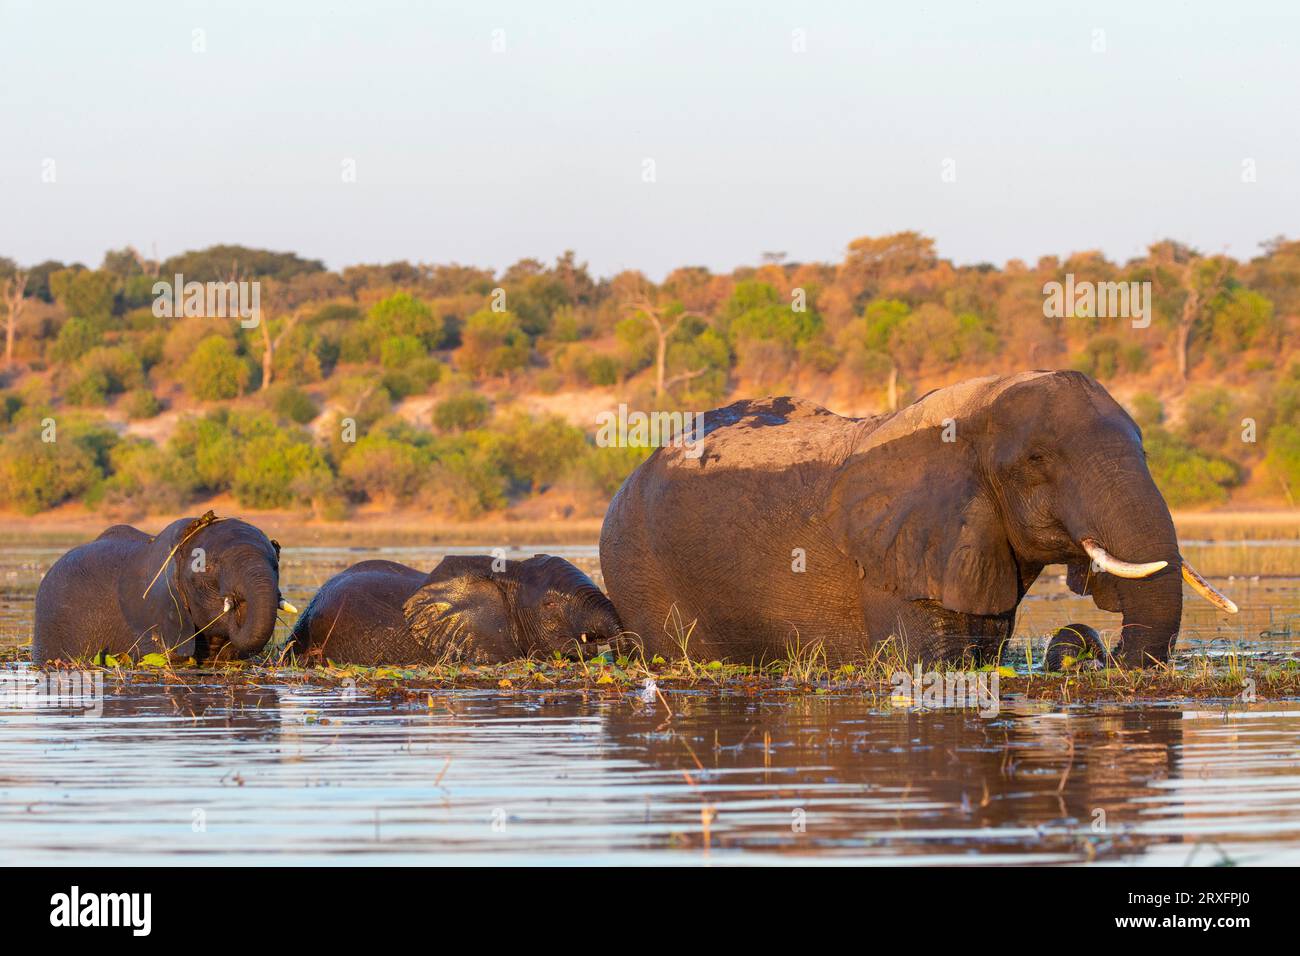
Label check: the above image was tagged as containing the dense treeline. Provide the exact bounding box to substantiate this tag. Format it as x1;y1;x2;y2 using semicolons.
1;233;1299;518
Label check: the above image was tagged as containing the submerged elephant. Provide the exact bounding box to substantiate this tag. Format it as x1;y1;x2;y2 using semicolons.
289;554;624;665
600;371;1237;667
1044;623;1109;671
33;512;294;664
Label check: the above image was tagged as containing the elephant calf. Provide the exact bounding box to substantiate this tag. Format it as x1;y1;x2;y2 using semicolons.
34;512;293;665
289;554;624;665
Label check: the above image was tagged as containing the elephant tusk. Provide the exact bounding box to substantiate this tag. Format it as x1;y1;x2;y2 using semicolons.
279;598;299;614
1080;539;1168;579
1181;561;1238;614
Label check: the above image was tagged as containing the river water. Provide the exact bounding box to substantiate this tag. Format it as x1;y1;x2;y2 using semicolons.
2;542;1299;864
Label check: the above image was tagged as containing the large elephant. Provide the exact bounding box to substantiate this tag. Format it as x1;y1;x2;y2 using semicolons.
289;554;624;665
34;512;293;664
599;371;1236;667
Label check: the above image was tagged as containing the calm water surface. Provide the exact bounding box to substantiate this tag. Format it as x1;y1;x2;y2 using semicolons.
2;542;1299;864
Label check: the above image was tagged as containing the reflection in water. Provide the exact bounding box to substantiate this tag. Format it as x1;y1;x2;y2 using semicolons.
3;541;1299;864
2;677;1298;864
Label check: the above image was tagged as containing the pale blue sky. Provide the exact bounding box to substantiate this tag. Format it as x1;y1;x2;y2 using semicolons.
1;0;1296;277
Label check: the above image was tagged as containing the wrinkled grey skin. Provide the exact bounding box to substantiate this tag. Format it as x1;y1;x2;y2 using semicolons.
33;513;285;664
290;554;623;665
600;371;1183;667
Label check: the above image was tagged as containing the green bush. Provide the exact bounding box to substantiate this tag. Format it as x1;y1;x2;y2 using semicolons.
340;293;444;363
271;323;327;384
232;432;331;509
381;357;443;399
327;375;393;432
551;344;621;387
0;428;108;514
380;334;425;370
369;293;444;349
1128;392;1164;430
0;391;22;427
570;442;650;497
614;316;655;374
1145;426;1240;507
1265;424;1300;502
50;317;102;363
169;409;281;495
102;438;195;512
424;430;509;518
63;346;144;407
497;414;588;493
725;281;823;350
432;392;491;433
1180;386;1238;455
183;336;251;400
1270;364;1300;427
457;309;530;379
1211;288;1276;352
124;388;162;420
266;384;320;425
63;365;111;407
339;433;430;505
583;354;620;386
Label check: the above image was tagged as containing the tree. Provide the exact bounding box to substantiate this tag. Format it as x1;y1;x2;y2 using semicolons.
457;309;530;379
184;336;251;400
259;302;301;391
1147;242;1232;380
838;232;938;305
837;299;911;409
2;266;28;367
49;268;115;325
159;244;324;283
624;295;709;400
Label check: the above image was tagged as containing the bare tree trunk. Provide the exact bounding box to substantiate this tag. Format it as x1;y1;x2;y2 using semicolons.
652;315;667;400
261;322;274;391
628;299;704;404
4;270;26;369
886;364;898;412
1177;285;1198;381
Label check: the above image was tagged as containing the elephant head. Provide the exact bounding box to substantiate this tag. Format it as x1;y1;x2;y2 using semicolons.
831;370;1235;666
402;554;624;662
139;512;291;660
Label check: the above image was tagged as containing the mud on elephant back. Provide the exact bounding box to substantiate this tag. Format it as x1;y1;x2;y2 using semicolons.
598;370;1238;668
33;511;294;665
289;554;624;665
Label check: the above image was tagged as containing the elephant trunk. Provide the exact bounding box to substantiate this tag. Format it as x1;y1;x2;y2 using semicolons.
1109;565;1184;666
1073;448;1183;666
228;563;280;655
568;586;624;648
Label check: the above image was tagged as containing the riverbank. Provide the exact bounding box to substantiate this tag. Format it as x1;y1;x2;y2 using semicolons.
2;505;1297;548
9;651;1300;705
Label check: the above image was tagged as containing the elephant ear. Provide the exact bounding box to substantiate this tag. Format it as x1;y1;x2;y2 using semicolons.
1066;559;1122;612
130;515;212;659
401;556;516;662
827;442;1020;616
